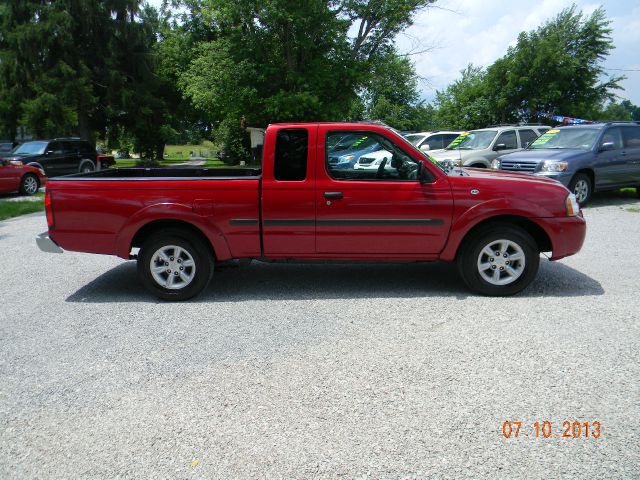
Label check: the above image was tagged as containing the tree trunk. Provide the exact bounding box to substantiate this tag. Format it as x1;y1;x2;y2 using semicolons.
77;108;93;144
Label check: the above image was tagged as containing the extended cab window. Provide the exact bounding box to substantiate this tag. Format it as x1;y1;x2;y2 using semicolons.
274;129;308;181
326;131;419;181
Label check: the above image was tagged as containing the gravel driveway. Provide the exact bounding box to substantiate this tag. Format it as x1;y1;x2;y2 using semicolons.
1;193;639;479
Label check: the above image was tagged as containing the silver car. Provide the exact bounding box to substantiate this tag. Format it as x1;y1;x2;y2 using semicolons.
428;125;550;168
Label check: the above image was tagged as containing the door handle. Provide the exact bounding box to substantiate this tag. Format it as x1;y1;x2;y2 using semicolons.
324;191;343;199
620;151;627;157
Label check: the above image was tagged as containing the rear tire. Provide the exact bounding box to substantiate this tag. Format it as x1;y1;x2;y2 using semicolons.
568;173;592;206
19;174;39;196
457;225;540;296
137;229;213;301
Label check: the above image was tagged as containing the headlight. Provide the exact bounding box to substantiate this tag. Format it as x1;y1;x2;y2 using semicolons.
338;155;354;164
540;160;568;173
9;160;24;166
566;193;580;216
491;159;500;170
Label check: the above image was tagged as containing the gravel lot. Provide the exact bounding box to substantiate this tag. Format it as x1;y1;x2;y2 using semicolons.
1;193;639;479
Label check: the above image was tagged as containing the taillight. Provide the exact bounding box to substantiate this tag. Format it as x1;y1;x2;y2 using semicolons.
45;190;55;229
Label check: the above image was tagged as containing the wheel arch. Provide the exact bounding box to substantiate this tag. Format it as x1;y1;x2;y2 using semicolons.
130;219;218;260
572;168;594;188
451;215;553;261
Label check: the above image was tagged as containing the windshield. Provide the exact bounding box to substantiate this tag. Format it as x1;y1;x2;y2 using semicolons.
14;141;48;155
405;134;427;146
447;131;497;150
529;128;600;150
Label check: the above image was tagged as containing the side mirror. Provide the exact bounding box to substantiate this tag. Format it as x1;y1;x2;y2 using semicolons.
524;141;532;148
420;143;431;152
599;141;615;151
418;161;434;183
493;143;507;151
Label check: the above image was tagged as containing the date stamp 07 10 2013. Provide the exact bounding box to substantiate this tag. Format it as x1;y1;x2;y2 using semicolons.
501;421;602;439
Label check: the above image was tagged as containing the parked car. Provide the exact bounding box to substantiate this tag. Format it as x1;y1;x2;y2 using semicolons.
355;130;464;170
404;131;463;151
0;142;18;155
327;134;382;169
38;122;585;300
428;125;550;168
0;138;101;177
492;121;640;205
0;158;47;195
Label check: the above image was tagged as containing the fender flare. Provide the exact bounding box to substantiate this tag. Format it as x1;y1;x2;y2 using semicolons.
114;203;232;260
439;197;555;261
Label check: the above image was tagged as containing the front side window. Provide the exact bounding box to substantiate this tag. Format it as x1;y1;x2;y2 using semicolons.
326;131;419;181
274;129;308;181
423;134;444;150
495;130;517;149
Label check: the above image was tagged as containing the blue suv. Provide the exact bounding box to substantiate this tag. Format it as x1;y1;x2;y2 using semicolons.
492;122;640;205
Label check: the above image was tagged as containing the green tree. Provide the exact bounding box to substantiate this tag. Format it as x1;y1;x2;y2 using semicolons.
432;65;493;130
484;5;623;122
0;0;178;158
176;0;437;160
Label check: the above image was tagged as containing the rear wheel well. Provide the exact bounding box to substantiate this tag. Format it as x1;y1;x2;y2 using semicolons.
457;215;552;256
131;220;216;259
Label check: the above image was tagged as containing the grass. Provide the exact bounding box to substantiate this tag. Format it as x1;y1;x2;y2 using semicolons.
0;192;44;221
115;157;228;168
627;208;640;213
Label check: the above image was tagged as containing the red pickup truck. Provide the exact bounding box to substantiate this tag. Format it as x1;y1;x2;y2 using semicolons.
36;122;586;300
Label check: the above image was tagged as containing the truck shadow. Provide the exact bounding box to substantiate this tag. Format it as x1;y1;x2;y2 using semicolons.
66;259;603;303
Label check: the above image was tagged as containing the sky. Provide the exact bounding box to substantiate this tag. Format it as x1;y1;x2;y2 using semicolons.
395;0;640;105
148;0;640;107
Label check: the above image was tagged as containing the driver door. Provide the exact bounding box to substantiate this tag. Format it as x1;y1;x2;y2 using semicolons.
316;127;453;255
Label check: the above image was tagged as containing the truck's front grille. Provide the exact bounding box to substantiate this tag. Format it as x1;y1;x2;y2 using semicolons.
500;160;537;172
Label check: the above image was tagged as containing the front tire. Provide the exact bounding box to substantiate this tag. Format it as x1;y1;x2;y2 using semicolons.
137;229;213;301
457;225;540;296
568;173;592;206
19;174;39;196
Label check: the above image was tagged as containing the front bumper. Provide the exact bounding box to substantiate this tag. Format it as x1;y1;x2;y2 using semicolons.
532;171;573;187
36;231;63;253
534;214;586;260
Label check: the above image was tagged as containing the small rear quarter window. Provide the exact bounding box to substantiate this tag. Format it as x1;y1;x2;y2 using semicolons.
274;129;308;181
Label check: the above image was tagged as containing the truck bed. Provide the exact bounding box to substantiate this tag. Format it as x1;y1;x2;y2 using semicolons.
47;167;262;260
56;166;262;180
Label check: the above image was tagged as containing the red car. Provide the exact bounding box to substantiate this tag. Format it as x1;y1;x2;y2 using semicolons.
37;122;586;300
0;158;47;195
